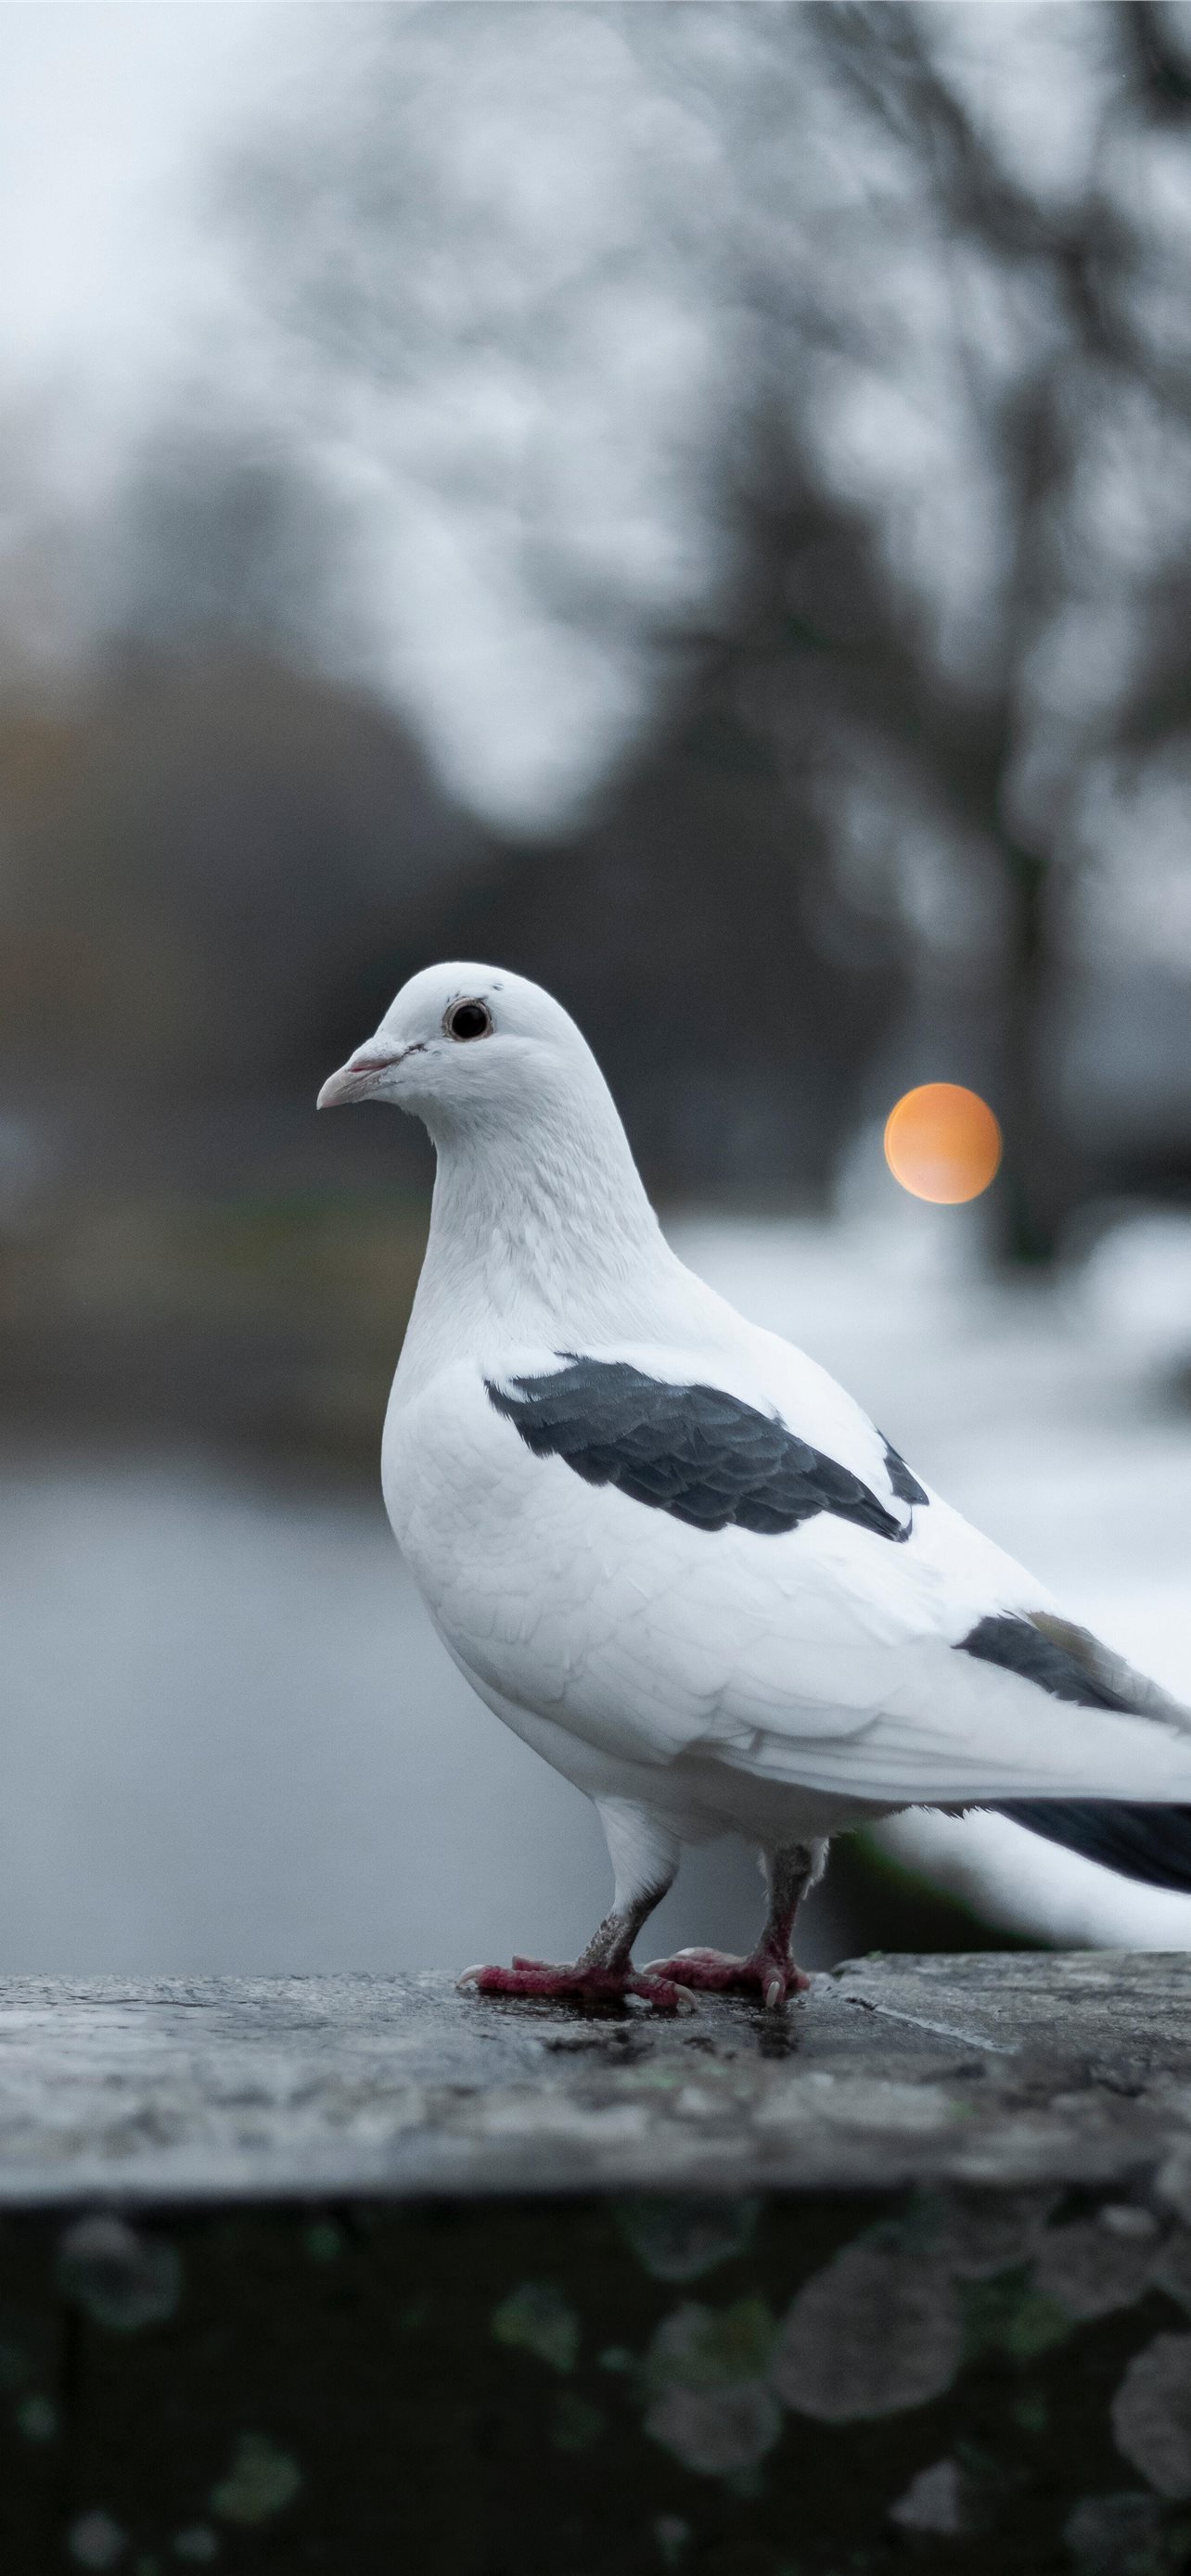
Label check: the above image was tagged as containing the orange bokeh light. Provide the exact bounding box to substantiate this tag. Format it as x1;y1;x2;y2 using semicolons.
883;1083;1003;1205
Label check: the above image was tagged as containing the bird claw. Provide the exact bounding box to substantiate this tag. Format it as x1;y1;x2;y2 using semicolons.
642;1946;811;2009
457;1959;696;2014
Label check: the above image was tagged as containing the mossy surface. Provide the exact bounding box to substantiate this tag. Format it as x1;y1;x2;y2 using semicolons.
1;2186;1189;2574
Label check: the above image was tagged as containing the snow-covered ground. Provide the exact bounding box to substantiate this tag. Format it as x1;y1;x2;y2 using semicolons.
3;1205;1190;1973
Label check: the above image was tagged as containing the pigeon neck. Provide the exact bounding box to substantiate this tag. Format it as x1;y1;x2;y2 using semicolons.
396;1072;680;1393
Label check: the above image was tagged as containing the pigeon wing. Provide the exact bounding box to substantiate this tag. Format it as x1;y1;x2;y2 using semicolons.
390;1348;1191;1810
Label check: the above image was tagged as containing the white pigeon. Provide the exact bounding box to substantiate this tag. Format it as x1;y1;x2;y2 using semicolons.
319;962;1191;2010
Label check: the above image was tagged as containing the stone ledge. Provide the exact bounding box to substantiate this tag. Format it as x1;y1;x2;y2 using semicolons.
6;1958;1191;2570
0;1950;1189;2204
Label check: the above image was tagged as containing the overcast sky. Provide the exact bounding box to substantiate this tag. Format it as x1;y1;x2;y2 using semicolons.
0;6;677;823
0;6;290;380
0;3;726;826
3;2;1184;861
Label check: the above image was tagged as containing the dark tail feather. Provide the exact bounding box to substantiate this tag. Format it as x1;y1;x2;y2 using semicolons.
996;1799;1191;1895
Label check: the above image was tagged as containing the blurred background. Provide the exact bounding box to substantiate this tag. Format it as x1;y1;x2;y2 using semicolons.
4;0;1191;1976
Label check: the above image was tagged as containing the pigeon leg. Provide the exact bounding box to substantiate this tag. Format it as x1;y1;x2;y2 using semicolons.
645;1842;818;2009
459;1807;689;2011
458;1885;694;2012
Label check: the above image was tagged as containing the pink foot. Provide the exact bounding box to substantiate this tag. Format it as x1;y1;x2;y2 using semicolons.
642;1946;811;2009
457;1957;696;2014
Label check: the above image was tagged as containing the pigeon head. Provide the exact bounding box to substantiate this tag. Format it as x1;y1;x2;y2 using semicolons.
316;962;605;1137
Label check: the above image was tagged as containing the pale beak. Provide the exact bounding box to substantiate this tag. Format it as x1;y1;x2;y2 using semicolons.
316;1042;407;1110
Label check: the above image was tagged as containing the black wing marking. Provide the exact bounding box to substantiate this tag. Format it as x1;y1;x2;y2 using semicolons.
882;1440;928;1508
961;1613;1191;1894
960;1613;1132;1711
485;1355;922;1543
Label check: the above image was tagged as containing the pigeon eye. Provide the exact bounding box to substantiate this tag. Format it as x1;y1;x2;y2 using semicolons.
445;999;493;1042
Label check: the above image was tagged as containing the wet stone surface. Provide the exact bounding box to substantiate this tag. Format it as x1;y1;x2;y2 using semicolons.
0;1951;1188;2202
2;1956;1191;2570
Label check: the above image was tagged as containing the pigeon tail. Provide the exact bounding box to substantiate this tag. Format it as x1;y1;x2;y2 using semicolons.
997;1797;1191;1894
974;1611;1191;1892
